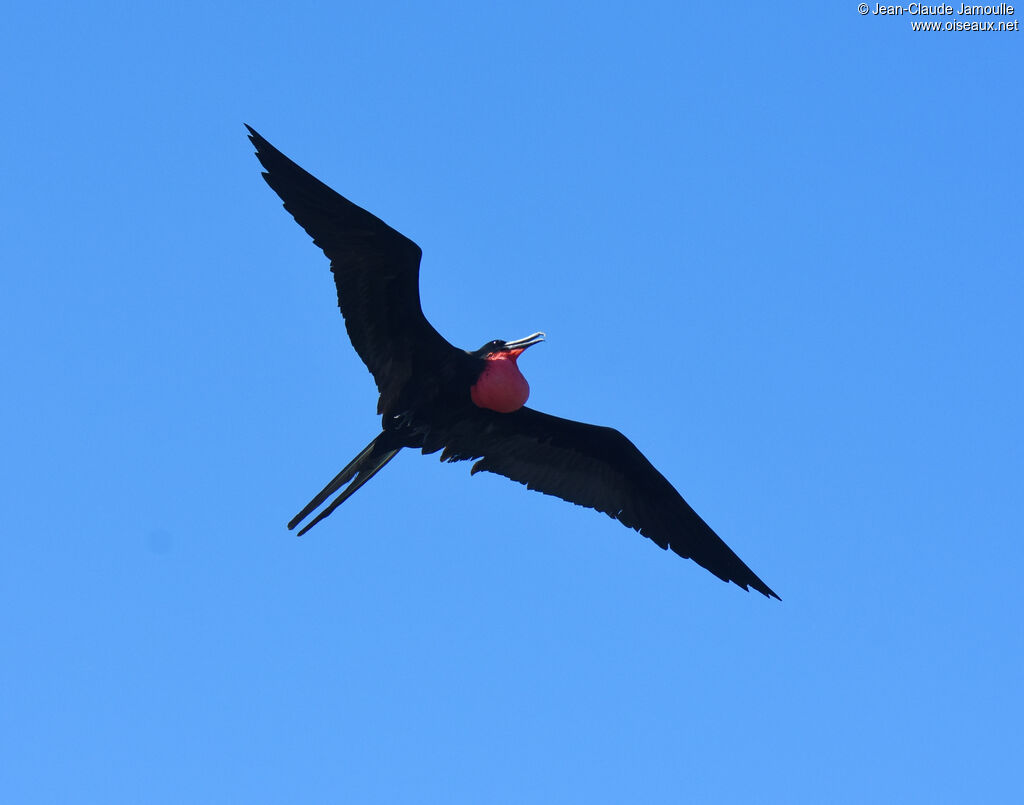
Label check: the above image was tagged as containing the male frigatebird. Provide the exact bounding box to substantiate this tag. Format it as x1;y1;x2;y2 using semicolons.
247;125;778;599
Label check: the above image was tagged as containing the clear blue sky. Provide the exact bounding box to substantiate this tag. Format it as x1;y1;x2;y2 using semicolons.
3;2;1021;802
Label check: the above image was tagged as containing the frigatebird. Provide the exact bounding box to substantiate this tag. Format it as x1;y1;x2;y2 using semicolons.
247;125;778;599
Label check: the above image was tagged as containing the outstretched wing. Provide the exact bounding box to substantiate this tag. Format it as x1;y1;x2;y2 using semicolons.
433;407;779;598
247;126;457;416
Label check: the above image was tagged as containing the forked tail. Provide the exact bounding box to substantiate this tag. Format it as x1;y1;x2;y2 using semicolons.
288;432;402;536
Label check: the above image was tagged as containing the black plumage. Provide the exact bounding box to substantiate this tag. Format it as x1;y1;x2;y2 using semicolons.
248;125;778;599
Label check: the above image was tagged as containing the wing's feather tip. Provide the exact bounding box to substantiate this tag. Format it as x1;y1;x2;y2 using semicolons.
245;124;267;149
748;581;781;600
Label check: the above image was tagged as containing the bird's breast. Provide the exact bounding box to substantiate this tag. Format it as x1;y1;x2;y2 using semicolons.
470;357;530;413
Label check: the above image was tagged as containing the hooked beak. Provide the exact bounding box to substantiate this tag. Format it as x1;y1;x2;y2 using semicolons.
504;332;546;352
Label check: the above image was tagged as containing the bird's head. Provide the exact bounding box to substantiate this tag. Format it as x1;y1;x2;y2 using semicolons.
471;331;546;361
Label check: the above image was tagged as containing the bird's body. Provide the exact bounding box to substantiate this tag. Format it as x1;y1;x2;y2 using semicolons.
248;125;778;599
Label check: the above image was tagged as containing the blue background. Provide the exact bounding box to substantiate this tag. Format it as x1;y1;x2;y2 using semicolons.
3;2;1021;802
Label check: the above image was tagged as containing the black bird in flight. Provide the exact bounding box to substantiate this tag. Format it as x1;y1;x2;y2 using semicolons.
247;126;778;599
